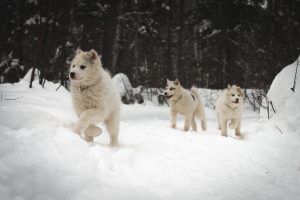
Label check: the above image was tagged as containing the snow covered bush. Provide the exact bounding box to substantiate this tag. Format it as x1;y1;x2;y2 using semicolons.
260;56;300;132
0;53;26;83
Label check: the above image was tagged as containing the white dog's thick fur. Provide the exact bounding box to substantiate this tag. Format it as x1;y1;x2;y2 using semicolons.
69;49;121;146
216;84;244;137
164;79;207;132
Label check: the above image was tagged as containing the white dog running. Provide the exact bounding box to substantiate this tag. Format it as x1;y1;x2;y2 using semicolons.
69;49;121;146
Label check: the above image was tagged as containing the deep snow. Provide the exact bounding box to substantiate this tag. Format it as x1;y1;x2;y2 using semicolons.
0;78;300;200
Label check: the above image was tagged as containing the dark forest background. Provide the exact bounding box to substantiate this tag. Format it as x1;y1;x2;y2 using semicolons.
0;0;300;89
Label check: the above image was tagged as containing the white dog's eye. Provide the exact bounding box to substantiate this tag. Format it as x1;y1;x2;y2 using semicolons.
238;94;241;97
80;65;86;70
72;65;75;68
231;94;235;97
170;88;174;91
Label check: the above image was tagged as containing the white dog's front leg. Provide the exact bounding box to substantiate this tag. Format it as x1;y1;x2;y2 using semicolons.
183;114;192;132
220;118;228;137
235;118;241;136
170;110;177;128
74;108;106;134
229;118;238;129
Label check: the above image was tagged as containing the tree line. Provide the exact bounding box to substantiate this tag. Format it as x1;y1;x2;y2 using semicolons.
0;0;299;89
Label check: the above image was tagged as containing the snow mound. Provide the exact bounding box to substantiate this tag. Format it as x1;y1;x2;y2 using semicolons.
113;73;132;97
261;56;300;132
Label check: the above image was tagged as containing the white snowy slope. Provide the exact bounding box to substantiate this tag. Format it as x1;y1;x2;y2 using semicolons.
0;79;300;200
261;56;300;133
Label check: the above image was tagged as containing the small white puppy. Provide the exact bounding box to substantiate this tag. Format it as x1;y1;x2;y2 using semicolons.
216;84;244;137
69;49;121;146
164;79;207;132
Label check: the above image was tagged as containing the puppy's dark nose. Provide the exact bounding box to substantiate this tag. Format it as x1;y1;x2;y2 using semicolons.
69;72;75;79
164;92;167;96
235;98;239;103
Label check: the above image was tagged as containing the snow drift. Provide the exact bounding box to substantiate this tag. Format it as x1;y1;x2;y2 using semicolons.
261;56;300;132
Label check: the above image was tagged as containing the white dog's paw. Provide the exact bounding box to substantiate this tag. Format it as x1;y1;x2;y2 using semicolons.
183;127;190;132
221;132;228;137
85;126;102;137
170;124;176;129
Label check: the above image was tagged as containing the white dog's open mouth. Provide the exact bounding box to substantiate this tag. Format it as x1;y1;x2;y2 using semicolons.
165;95;173;99
70;77;83;81
231;100;239;104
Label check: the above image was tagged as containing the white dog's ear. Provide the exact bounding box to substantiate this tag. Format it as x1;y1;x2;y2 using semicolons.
167;79;171;84
227;84;231;90
174;79;180;86
87;49;98;60
76;48;82;54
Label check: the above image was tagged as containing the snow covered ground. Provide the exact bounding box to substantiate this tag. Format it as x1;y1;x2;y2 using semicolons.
0;79;300;200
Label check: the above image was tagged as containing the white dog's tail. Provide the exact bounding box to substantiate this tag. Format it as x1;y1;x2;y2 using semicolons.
191;86;200;101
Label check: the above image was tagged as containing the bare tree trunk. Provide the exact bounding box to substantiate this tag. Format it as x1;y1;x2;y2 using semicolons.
177;0;185;85
111;22;121;74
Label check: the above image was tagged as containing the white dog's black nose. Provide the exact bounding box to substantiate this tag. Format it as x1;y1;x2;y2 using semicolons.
164;92;167;96
70;72;75;79
235;98;239;102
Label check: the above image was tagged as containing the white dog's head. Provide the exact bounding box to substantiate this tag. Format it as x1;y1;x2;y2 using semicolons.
225;84;244;107
69;49;102;86
164;79;182;100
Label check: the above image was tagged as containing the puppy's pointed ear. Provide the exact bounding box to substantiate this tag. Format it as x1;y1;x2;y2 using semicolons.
167;79;171;84
76;48;82;54
87;49;98;60
174;78;180;86
227;84;231;90
237;87;244;97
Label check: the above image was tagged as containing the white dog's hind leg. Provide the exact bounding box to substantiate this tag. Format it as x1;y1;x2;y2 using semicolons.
217;112;221;130
191;114;197;131
105;112;120;147
195;108;207;131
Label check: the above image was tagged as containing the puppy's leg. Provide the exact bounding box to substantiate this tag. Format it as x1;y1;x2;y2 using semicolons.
191;114;197;131
195;107;207;131
105;111;119;147
170;109;177;128
84;125;102;142
183;113;193;132
229;118;238;129
235;117;241;136
85;135;94;142
217;112;221;130
220;118;228;137
74;108;106;134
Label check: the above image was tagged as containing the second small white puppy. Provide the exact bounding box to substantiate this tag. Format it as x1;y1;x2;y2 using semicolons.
164;79;207;132
216;84;244;137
